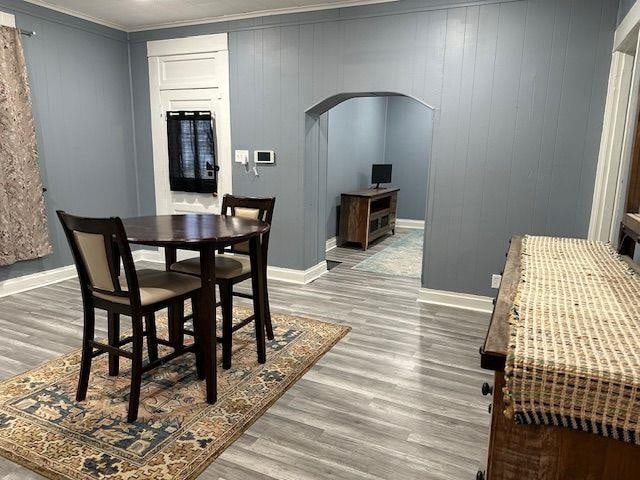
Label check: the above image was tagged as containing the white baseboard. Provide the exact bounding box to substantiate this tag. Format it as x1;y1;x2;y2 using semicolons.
417;287;493;314
268;260;327;284
326;236;337;252
134;249;329;285
0;264;78;298
0;251;328;298
134;249;164;263
138;248;328;284
396;218;425;229
0;250;157;299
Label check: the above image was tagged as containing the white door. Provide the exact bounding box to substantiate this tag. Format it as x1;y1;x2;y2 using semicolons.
157;88;231;214
148;34;231;215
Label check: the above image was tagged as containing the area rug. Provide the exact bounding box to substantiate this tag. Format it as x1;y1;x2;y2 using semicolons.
0;307;349;479
352;229;423;278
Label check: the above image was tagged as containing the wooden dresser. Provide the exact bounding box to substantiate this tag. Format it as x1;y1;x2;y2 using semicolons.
478;236;640;480
339;187;399;250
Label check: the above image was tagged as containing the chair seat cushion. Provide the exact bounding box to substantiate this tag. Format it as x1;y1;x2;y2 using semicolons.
171;254;252;279
94;269;201;306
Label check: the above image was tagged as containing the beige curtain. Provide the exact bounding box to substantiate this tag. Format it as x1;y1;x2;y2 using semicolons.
0;26;51;266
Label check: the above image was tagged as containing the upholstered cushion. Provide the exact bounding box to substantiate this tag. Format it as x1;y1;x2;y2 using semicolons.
233;207;260;253
93;269;201;306
170;254;252;280
234;207;260;219
73;231;114;292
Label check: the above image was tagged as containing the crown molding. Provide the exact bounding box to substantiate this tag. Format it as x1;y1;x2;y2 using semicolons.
21;0;399;33
21;0;125;30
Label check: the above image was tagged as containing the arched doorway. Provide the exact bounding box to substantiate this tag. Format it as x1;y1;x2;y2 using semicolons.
303;92;435;282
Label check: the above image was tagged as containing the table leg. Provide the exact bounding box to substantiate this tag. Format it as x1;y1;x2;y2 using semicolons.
249;236;267;364
165;247;184;349
195;244;217;403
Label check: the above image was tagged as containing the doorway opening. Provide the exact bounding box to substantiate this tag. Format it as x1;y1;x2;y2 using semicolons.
305;93;434;282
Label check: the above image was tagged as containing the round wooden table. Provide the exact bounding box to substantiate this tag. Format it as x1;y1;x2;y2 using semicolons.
122;214;270;404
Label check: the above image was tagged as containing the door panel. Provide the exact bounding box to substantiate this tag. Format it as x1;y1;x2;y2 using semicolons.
158;88;231;214
148;37;231;217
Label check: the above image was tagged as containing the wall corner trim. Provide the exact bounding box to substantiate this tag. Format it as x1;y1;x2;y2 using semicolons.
396;218;425;229
417;287;494;314
267;261;327;284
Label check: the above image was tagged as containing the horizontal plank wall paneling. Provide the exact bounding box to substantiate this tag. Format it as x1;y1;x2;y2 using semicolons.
129;0;617;295
0;0;136;282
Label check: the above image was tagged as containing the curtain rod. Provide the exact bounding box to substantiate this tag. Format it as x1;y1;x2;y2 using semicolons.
19;29;36;37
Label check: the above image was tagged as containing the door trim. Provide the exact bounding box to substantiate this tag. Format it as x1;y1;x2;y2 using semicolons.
147;33;231;216
589;9;640;243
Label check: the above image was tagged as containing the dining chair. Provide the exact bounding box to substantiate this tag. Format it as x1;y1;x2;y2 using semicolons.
57;211;203;423
170;195;275;369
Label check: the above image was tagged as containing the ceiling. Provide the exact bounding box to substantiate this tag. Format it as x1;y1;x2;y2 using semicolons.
23;0;399;32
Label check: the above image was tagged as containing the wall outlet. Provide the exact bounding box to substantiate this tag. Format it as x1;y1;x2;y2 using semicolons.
234;149;249;164
491;274;502;289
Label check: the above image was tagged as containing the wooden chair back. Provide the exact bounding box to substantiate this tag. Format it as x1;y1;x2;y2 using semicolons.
220;195;275;257
57;211;141;309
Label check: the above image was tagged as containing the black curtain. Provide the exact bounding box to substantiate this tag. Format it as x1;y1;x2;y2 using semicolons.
167;111;219;193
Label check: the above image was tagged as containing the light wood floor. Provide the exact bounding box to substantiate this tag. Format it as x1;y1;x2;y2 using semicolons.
0;230;492;479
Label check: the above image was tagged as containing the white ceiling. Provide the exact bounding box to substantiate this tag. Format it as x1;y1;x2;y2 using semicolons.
23;0;399;32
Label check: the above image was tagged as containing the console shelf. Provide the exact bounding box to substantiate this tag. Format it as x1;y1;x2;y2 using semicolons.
339;187;399;250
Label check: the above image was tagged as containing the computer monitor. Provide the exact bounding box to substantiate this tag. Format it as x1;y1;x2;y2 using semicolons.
372;164;392;188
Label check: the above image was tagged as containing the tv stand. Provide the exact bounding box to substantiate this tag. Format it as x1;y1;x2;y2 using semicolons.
339;187;399;250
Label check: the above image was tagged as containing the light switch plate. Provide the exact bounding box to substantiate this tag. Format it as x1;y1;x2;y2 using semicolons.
235;149;249;164
491;274;502;289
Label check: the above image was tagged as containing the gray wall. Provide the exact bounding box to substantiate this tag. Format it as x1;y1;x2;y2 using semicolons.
0;0;136;281
326;97;388;239
384;96;432;220
129;0;617;296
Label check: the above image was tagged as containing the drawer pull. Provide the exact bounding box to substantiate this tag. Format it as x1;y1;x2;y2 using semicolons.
482;382;493;396
476;470;486;480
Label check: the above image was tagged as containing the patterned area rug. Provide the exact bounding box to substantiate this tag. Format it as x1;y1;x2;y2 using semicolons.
0;308;349;479
352;229;423;278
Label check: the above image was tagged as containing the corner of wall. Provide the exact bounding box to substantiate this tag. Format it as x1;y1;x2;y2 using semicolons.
126;35;142;217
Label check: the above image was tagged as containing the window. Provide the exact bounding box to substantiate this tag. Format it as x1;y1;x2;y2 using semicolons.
166;111;219;193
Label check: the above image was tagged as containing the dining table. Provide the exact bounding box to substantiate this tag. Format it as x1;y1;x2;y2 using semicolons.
122;213;271;404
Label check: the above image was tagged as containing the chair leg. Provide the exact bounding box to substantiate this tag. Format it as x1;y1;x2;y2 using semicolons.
128;315;144;423
168;301;185;350
220;282;233;370
76;304;96;402
145;312;159;362
107;312;120;376
192;294;205;380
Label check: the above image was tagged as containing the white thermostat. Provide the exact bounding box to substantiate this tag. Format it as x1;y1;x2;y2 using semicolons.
254;150;275;164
